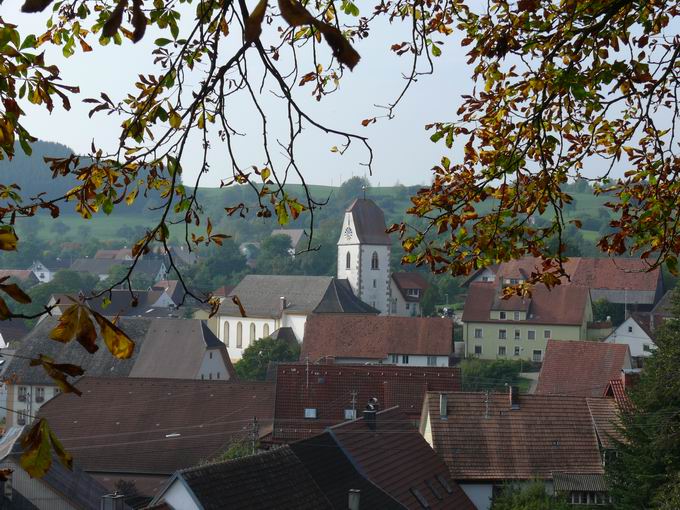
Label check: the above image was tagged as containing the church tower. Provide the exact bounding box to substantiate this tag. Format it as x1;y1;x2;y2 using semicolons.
337;198;392;314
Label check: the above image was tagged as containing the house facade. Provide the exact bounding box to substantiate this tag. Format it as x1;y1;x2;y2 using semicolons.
4;317;235;426
605;314;656;359
462;282;592;361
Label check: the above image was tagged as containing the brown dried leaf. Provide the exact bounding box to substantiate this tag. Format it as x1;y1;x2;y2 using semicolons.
92;311;135;359
0;283;32;304
232;295;247;317
103;0;128;38
245;0;268;43
21;0;53;12
131;0;147;42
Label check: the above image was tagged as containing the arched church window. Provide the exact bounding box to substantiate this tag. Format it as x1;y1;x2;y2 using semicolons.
223;322;230;347
236;322;243;348
250;323;256;344
371;251;379;270
346;251;351;269
263;323;270;337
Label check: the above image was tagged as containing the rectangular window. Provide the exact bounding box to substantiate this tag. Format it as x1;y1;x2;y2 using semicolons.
344;409;356;420
543;330;551;339
498;346;506;356
514;346;520;356
304;408;317;419
35;387;45;403
402;355;409;364
391;354;399;364
406;303;410;310
373;279;376;288
18;386;27;402
513;311;520;321
527;330;536;340
533;350;542;362
474;345;482;355
499;312;506;319
427;356;437;366
643;344;652;352
498;329;507;340
474;328;483;339
628;326;633;333
514;329;521;340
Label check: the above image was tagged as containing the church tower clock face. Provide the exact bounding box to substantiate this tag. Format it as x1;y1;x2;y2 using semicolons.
344;226;353;240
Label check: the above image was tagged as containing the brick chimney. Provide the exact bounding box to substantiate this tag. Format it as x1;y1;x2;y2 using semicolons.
363;397;378;430
279;296;287;314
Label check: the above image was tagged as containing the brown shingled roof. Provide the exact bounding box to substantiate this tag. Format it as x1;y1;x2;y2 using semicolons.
38;377;275;481
346;199;392;245
586;397;623;449
329;407;476;509
392;272;429;302
426;391;604;480
302;315;452;361
272;363;461;442
462;283;589;325
536;340;631;397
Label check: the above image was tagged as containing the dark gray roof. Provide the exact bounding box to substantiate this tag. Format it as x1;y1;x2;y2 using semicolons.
270;229;307;249
169;447;334;510
651;289;675;316
70;259;165;279
553;472;608;492
347;199;391;245
220;275;375;318
5;317;231;384
50;290;176;318
269;327;298;344
312;279;379;314
0;426;112;510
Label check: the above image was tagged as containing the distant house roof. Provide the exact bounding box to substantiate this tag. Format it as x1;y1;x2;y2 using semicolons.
463;256;663;305
70;258;165;279
0;426;110;510
94;248;132;260
270;229;308;250
269;326;298;344
5;317;234;385
38;377;275;482
535;340;631;397
326;407;475;509
651;289;675;316
462;282;589;326
346;199;391;245
302;315;452;361
604;378;634;412
586;397;622;449
0;320;29;346
49;290;177;318
272;363;461;442
218;275;377;318
152;280;183;304
213;284;235;299
391;272;429;302
0;270;39;284
425;391;604;481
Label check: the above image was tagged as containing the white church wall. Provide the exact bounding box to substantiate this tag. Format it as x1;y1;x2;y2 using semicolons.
359;245;391;314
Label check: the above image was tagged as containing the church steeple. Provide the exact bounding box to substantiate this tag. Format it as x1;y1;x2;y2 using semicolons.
337;197;392;314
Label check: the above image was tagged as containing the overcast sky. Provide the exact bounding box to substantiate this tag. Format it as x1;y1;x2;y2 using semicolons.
1;3;472;188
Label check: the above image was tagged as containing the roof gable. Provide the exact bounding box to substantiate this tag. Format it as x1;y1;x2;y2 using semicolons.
536;340;631;397
346;199;391;245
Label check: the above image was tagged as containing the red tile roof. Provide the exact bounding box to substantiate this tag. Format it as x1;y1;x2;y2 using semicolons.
392;272;429;302
604;379;633;412
0;269;38;282
272;363;461;442
302;315;452;361
586;397;622;449
536;340;631;397
462;283;589;325
426;391;604;480
38;377;275;476
329;407;476;509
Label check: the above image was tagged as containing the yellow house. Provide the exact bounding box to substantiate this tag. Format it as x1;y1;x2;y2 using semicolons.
462;282;592;362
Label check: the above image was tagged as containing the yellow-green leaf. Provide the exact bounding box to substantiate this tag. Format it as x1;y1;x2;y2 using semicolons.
0;227;18;251
92;311;135;359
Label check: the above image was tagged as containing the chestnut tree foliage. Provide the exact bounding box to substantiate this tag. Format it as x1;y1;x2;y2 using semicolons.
0;0;678;476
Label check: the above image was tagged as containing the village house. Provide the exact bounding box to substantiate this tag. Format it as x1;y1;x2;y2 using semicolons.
4;317;234;426
605;313;656;362
69;258;167;282
462;282;592;361
271;363;461;443
214;275;378;360
0;426;110;510
535;340;632;397
463;256;664;312
38;377;274;506
420;388;619;509
28;259;71;283
302;314;452;366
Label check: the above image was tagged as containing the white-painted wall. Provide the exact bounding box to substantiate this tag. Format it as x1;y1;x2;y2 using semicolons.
198;350;232;381
281;313;307;342
359;244;391;314
337;212;362;294
5;384;60;427
606;317;656;357
160;479;200;510
30;261;54;283
468;268;496;285
390;279;420;317
461;484;494;510
333;354;449;367
0;457;82;510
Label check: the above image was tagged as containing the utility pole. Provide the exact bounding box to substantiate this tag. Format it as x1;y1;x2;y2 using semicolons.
250;417;259;455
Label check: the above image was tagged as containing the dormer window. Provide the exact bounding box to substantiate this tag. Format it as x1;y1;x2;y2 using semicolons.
407;289;420;297
500;312;506;319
